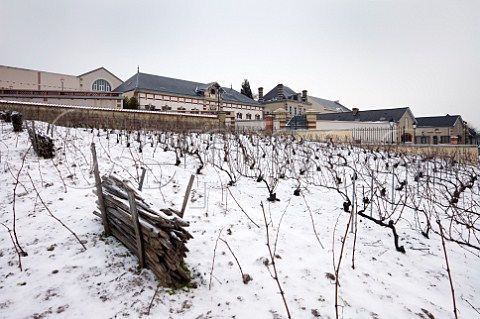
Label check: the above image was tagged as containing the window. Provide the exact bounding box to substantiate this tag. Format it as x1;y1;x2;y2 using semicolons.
246;113;252;120
402;133;412;143
404;117;409;129
440;136;450;144
92;79;111;92
236;113;243;119
255;114;260;120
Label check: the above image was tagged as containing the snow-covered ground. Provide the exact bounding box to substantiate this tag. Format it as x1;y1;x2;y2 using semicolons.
1;121;479;319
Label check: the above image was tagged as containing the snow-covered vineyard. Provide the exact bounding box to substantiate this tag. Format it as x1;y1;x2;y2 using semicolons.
1;119;479;319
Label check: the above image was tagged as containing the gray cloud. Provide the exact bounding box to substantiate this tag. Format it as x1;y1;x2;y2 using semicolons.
1;0;479;128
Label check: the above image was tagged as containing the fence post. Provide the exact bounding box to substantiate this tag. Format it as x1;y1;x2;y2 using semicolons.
391;165;395;210
351;171;357;233
138;167;147;191
126;185;145;269
405;161;408;197
370;168;374;217
91;143;111;236
180;174;196;218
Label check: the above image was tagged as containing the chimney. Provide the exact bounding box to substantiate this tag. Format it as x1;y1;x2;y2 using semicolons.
277;84;284;99
352;108;359;115
258;87;264;102
302;90;308;102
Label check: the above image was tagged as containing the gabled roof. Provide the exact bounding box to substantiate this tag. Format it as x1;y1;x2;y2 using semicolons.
263;85;298;102
0;65;123;82
195;82;225;94
308;95;350;112
221;87;260;104
316;107;413;122
114;72;259;105
262;84;349;112
78;67;123;82
416;115;462;128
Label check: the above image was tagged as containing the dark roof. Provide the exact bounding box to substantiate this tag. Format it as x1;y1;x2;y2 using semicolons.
221;87;260;105
316;107;413;122
416;115;461;128
308;95;350;112
263;85;298;102
286;115;307;130
262;84;350;112
114;72;259;105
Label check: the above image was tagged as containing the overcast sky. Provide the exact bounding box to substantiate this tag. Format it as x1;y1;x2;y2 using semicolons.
1;0;479;128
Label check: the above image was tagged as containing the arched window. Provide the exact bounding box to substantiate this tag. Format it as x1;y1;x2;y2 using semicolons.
92;79;112;92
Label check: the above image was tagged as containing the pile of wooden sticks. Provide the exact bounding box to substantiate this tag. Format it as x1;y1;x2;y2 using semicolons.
94;174;193;287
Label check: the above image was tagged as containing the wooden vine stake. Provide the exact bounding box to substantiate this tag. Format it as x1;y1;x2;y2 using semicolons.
91;143;111;236
180;174;195;218
126;185;145;269
138;167;147;191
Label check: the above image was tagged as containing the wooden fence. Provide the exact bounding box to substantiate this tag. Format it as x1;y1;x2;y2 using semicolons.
91;143;193;287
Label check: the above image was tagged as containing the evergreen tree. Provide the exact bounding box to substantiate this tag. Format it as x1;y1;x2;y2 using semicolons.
128;96;139;109
123;96;139;109
240;79;253;99
123;96;130;108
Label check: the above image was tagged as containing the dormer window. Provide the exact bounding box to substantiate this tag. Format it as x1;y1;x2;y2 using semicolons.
210;89;216;95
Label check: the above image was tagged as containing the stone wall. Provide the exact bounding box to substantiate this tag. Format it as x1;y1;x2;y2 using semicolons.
290;129;353;143
382;144;478;165
284;129;478;164
0;100;220;132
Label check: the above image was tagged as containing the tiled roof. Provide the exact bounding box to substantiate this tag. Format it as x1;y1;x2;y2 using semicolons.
262;84;350;112
308;95;350;112
114;72;260;105
316;107;412;123
263;85;298;102
416;115;461;128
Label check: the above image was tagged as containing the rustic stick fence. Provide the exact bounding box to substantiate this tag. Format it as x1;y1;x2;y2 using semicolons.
91;143;193;287
26;121;55;158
